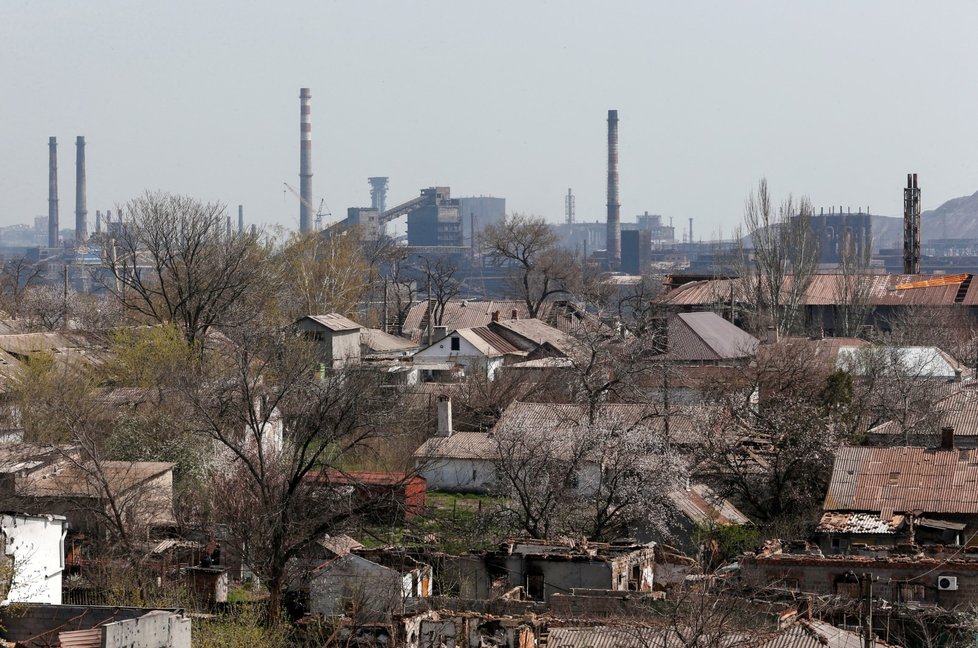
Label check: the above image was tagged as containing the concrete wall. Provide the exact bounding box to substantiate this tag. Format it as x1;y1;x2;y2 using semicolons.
1;513;66;605
102;611;192;648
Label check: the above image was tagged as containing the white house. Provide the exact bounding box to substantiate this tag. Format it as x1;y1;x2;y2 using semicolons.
410;327;526;382
0;513;67;605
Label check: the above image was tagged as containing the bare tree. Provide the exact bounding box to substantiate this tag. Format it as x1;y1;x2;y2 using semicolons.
738;179;819;338
482;213;578;318
420;254;461;326
0;255;43;319
21;284;76;331
833;230;874;338
490;405;685;541
183;328;394;626
104;192;272;348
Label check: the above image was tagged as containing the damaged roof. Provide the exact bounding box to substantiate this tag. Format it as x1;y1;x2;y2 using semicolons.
669;483;751;526
816;511;905;535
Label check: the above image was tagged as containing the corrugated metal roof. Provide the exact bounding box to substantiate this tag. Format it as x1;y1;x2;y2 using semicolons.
359;327;416;352
661;273;978;308
546;626;678;648
868;385;978;438
669;483;751;525
301;313;361;331
670;312;758;361
755;620;895;648
467;327;526;356
490;318;582;356
824;445;978;515
59;628;103;648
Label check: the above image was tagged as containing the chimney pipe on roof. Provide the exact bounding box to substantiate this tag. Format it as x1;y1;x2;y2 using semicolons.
436;395;453;437
511;309;518;320
492;310;500;322
941;426;954;450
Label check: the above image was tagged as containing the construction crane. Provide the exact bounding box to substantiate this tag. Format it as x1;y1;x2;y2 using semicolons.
283;182;331;231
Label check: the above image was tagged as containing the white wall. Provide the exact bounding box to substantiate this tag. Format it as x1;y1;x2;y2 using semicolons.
418;458;495;493
1;513;66;605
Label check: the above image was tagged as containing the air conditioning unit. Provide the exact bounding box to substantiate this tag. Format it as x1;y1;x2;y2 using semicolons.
938;576;958;591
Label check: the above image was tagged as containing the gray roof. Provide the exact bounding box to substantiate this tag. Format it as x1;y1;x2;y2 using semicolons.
668;483;751;526
665;312;759;362
755;620;894;648
414;432;496;460
359;328;416;353
299;314;361;332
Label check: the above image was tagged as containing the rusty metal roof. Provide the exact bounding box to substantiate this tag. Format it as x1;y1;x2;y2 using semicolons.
663;312;758;361
824;445;978;517
661;273;978;307
669;483;751;526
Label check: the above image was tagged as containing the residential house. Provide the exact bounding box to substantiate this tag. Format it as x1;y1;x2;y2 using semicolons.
865;385;978;448
414;400;706;494
655;312;759;365
360;327;417;359
295;314;362;368
306;552;432;620
410;327;526;382
816;442;978;554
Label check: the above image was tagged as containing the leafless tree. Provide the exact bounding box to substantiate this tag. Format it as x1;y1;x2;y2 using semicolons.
21;284;76;331
833;232;874;338
482;213;578;318
420;254;461;326
0;255;43;318
275;231;370;321
104;192;272;349
738;179;820;338
699;339;843;524
183;328;394;626
490;406;685;541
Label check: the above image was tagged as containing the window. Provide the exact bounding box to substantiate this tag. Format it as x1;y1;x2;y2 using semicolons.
472;469;478;481
450;337;460;351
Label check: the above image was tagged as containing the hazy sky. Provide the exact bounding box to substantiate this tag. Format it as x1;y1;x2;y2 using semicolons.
4;1;978;239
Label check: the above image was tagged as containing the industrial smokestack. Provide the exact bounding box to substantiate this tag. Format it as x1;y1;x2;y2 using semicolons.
299;88;313;234
606;110;621;271
689;217;693;244
238;205;244;233
368;177;389;213
903;173;921;274
95;210;102;235
48;137;59;248
75;136;87;243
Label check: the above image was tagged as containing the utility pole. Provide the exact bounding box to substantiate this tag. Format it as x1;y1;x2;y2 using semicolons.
862;572;874;648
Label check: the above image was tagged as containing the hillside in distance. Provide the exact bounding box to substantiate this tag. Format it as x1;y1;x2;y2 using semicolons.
872;189;978;250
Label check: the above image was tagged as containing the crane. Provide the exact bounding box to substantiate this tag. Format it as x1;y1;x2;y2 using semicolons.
283;182;331;231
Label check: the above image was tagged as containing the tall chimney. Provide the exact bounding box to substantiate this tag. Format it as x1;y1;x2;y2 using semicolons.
903;173;921;274
48;137;59;248
606;109;621;271
238;205;244;234
226;216;232;239
436;395;453;437
299;88;313;234
689;217;694;244
75;136;87;243
95;210;102;235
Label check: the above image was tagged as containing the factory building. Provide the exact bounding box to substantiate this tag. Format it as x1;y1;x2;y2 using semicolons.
458;196;505;247
406;187;463;247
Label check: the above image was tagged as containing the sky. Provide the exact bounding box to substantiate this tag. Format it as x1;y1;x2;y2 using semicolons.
3;1;978;240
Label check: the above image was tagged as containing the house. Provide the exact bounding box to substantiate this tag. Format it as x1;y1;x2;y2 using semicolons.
817;442;978;554
410;327;526;382
306;552;432;620
485;539;655;602
360;327;417;359
0;444;176;536
323;471;426;522
655;312;759;364
414;400;706;494
295;314;362;368
865;386;978;448
0;513;67;605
